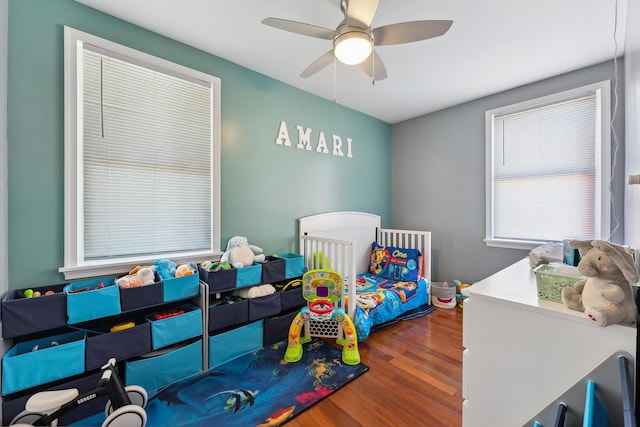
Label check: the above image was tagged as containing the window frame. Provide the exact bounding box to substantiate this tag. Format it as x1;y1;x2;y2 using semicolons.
0;0;7;298
61;26;221;280
485;80;611;250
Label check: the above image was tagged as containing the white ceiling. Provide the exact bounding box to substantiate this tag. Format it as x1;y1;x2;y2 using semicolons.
75;0;627;124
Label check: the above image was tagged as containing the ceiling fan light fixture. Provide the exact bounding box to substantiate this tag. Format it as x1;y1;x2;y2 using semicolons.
333;30;373;65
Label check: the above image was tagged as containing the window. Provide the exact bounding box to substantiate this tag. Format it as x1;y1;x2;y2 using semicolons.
61;27;221;279
485;81;611;250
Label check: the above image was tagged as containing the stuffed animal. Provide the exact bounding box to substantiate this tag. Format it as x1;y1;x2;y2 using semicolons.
154;258;177;280
117;265;156;288
232;284;275;299
201;260;231;272
175;262;197;278
561;240;639;327
220;236;265;268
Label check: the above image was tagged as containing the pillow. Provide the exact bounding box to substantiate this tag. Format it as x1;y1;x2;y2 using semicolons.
369;242;422;282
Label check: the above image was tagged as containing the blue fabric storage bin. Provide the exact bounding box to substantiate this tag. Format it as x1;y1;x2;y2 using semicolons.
199;265;237;292
1;284;67;338
2;331;86;395
65;278;121;324
263;310;298;347
162;274;200;302
276;253;305;278
208;320;263;368
261;256;286;283
209;298;248;332
146;304;203;350
85;322;151;371
248;293;281;321
124;339;202;397
236;264;262;288
119;280;163;312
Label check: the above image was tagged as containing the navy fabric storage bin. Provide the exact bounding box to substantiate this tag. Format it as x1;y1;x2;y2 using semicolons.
65;278;121;324
125;339;202;397
1;284;67;338
146;304;203;350
263;310;298;346
276;253;305;278
2;370;108;426
248;293;281;321
261;256;286;283
119;280;163;312
236;264;262;288
280;286;306;311
199;265;237;292
162;274;200;302
2;331;86;395
209;299;248;332
208;320;263;368
85;322;151;371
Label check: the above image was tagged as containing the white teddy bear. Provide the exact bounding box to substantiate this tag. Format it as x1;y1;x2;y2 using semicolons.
220;236;266;268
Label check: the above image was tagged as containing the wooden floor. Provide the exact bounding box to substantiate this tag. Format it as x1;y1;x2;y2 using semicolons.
286;306;464;427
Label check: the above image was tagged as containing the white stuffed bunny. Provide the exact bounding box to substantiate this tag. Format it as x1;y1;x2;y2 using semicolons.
561;240;639;327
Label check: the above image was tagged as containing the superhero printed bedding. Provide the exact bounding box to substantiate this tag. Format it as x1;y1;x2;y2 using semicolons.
348;242;429;341
351;274;428;341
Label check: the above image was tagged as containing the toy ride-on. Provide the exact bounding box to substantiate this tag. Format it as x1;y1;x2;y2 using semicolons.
10;357;147;427
284;269;360;365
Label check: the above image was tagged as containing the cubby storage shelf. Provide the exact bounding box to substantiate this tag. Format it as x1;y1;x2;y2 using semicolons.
1;279;208;424
198;253;305;293
1;257;309;424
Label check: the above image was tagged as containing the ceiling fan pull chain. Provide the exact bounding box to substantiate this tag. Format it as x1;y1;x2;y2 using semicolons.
372;49;375;86
333;56;337;103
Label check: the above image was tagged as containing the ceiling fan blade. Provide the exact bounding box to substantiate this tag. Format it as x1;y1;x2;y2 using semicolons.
300;50;335;78
373;20;453;46
346;0;379;27
262;17;334;40
359;51;387;81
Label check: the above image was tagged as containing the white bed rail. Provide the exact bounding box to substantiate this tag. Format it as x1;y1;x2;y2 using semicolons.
300;235;357;319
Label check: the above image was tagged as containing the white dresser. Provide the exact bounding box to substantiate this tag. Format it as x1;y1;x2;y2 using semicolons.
462;258;637;426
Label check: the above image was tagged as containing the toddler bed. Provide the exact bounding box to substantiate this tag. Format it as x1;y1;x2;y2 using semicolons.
298;211;431;341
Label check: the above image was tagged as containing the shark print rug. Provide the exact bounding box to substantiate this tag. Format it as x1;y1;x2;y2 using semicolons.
143;339;368;427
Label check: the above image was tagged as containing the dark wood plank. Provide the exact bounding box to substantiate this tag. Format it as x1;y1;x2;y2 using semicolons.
285;306;463;426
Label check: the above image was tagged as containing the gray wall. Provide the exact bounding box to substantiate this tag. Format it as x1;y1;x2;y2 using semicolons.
391;61;625;283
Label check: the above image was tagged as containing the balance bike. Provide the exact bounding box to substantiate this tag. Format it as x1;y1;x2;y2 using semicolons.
10;357;147;427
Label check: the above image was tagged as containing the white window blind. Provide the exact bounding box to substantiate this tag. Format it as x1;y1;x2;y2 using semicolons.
82;49;213;260
62;27;221;279
486;81;610;249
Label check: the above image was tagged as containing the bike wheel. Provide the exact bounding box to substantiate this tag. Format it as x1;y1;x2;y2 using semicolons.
104;385;148;416
101;404;146;427
10;410;57;426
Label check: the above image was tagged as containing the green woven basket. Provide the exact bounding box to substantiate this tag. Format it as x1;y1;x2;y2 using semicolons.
534;264;583;302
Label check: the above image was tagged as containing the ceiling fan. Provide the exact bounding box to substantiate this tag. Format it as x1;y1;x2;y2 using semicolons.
262;0;453;81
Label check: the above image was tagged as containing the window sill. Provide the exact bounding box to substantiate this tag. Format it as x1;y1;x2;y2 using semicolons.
484;238;551;251
59;251;221;280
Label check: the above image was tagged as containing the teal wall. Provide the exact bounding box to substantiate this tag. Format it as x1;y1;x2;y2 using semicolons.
7;0;391;289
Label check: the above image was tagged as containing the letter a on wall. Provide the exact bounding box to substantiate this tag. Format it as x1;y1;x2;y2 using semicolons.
275;121;291;146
